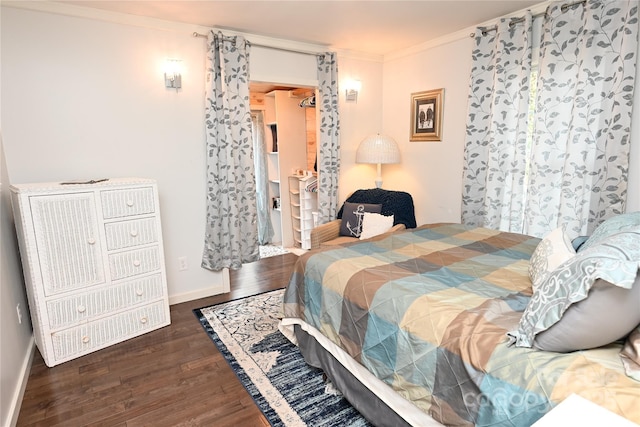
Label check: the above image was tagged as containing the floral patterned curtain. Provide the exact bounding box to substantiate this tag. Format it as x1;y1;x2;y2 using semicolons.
316;52;341;224
202;31;259;271
251;111;274;245
462;0;638;238
461;13;534;233
524;0;639;237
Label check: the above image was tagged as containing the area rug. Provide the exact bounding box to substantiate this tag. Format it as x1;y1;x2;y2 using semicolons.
259;244;289;258
194;289;370;427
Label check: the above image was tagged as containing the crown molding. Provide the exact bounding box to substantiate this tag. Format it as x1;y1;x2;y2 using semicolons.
384;1;550;62
3;1;203;34
2;1;382;62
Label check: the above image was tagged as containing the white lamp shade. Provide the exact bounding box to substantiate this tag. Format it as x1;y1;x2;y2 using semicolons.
356;134;401;164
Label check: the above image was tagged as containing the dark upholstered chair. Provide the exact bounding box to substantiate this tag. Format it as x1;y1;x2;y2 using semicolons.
310;189;416;250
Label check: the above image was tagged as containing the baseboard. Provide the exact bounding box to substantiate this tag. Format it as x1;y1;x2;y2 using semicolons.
7;336;35;427
168;284;226;305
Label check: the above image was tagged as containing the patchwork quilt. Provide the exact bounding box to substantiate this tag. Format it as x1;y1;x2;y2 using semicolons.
282;223;640;426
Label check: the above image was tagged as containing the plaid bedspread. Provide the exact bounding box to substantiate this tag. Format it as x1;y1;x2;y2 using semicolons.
282;223;640;426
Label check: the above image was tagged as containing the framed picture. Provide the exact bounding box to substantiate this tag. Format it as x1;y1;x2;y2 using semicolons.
410;89;444;141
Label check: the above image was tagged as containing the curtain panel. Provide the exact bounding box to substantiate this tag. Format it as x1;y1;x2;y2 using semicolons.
316;52;341;224
202;31;259;271
252;111;275;245
524;0;640;237
461;13;534;233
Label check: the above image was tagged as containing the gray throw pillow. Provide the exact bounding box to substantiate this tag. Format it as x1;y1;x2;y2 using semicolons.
534;276;640;352
339;202;381;237
509;230;640;349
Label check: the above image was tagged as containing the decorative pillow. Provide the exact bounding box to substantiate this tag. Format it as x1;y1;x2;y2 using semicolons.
528;226;575;293
339;202;381;237
579;211;640;252
509;230;640;349
534;277;640;352
359;213;394;240
620;325;640;382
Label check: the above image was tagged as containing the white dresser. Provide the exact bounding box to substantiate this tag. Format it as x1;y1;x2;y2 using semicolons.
10;177;170;367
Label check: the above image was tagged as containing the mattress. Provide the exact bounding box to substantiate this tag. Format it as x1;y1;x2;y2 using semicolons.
280;223;639;426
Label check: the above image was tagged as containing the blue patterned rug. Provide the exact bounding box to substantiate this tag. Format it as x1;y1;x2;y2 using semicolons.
194;289;370;426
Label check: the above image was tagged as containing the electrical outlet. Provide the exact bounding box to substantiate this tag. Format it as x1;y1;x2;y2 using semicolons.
178;256;188;271
16;303;23;324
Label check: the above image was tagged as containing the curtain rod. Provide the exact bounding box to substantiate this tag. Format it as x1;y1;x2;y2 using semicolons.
192;32;324;57
471;0;587;37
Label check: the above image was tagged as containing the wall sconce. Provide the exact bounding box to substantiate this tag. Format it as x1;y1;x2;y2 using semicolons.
164;59;182;90
344;79;361;103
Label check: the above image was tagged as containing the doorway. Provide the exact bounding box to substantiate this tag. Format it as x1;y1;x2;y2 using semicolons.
249;82;317;258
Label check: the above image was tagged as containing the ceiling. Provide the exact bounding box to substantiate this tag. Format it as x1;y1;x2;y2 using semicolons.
58;0;542;56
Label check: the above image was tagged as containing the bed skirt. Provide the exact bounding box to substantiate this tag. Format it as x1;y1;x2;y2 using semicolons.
281;320;442;427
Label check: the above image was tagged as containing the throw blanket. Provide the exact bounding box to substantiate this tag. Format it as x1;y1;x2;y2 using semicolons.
337;188;417;228
282;223;639;426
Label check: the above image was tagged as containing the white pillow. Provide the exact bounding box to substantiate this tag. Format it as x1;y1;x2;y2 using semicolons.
528;226;575;292
359;213;394;240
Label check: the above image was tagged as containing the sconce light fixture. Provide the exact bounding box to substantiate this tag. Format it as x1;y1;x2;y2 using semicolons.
164;59;182;90
344;79;361;103
356;133;401;188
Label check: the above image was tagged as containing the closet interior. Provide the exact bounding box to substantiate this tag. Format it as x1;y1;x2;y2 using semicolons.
250;83;318;250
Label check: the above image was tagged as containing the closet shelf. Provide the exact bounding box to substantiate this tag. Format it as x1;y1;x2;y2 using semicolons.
288;175;318;250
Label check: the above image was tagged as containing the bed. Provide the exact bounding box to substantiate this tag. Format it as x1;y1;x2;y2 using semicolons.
280;221;640;426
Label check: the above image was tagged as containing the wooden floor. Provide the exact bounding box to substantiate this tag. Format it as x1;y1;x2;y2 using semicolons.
16;253;299;427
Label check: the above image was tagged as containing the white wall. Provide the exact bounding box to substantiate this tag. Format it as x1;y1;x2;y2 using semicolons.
336;55;385;202
380;36;473;225
251;46;318;87
0;139;34;427
1;6;218;303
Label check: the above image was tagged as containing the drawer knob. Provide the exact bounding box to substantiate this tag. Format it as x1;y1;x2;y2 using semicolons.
82;336;90;344
87;238;96;245
136;289;144;296
133;259;141;267
77;305;86;313
126;199;134;207
140;316;148;324
130;230;139;237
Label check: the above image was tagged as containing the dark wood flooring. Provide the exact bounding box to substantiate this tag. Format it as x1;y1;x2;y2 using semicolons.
16;252;299;427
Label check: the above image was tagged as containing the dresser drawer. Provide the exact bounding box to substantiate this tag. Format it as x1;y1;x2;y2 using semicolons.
46;274;165;330
101;187;155;219
109;246;161;280
51;301;168;362
104;217;158;250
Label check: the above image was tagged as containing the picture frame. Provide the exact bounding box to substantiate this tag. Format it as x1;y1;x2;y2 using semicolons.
410;89;444;141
